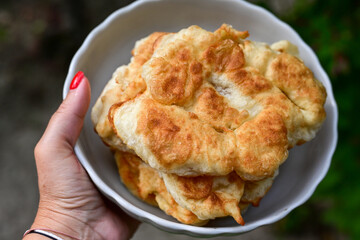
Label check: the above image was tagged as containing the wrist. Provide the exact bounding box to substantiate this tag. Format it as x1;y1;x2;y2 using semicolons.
27;201;103;240
30;210;81;240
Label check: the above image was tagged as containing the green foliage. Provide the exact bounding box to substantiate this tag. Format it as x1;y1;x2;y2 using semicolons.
257;0;360;238
0;26;7;42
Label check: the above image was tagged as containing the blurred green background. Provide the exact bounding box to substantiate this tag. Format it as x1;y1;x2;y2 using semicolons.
0;0;358;239
266;0;360;239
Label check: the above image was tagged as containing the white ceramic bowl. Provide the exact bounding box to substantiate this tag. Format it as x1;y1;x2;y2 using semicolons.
63;0;338;237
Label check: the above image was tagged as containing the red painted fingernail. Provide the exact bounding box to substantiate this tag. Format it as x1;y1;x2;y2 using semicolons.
70;71;84;90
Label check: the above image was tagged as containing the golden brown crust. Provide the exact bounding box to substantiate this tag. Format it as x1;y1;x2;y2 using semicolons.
235;109;288;180
266;53;327;125
163;172;245;225
132;32;168;66
214;24;250;42
193;87;249;130
135;100;192;169
91;32;168;151
93;24;327;225
228;68;272;96
146;57;204;105
175;175;214;200
114;151;207;225
241;170;279;207
204;39;245;73
107;24;326;180
115;151;157;205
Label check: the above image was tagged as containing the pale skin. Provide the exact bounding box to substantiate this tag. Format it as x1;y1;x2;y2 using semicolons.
24;75;138;240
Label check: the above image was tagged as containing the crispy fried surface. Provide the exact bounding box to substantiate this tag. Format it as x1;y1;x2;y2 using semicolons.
92;24;327;225
162;172;245;225
241;170;279;206
115;150;274;225
107;24;326;180
91;32;167;151
114;151;207;225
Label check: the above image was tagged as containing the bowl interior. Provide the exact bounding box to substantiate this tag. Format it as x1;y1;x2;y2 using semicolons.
64;0;337;236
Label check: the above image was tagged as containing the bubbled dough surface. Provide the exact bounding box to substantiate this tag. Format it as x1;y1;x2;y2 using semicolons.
115;150;275;225
114;151;208;226
106;24;326;180
91;24;327;225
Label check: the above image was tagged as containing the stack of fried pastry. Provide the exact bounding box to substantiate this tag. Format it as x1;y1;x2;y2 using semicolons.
91;24;326;225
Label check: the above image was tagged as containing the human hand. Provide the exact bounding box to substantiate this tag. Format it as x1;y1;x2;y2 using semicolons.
24;72;138;240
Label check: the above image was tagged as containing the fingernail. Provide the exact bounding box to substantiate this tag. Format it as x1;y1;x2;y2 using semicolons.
70;71;84;90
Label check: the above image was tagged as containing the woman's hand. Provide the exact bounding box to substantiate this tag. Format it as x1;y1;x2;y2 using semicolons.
25;72;138;240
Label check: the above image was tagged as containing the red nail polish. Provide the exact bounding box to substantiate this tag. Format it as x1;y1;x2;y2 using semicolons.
70;71;84;90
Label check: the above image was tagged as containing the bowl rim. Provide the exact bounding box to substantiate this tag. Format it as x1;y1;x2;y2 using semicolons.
63;0;338;236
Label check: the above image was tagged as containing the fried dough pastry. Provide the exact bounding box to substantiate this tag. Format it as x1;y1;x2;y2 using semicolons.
92;24;327;225
162;172;245;225
115;150;250;225
241;170;279;206
105;24;326;181
114;151;207;226
92;32;167;151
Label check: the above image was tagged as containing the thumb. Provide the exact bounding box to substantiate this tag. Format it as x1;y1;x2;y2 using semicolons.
37;71;91;157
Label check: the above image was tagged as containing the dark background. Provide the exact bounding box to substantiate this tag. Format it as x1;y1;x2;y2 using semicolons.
0;0;358;239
